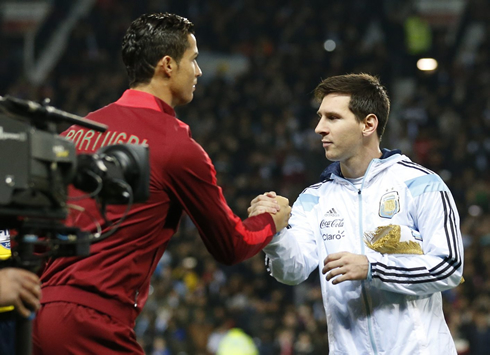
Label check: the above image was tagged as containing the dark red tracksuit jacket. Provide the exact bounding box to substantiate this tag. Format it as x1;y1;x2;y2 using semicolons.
38;89;276;326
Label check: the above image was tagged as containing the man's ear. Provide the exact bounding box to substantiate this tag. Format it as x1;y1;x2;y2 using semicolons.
362;113;378;137
157;55;176;78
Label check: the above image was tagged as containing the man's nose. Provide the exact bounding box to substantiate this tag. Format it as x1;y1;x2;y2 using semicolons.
315;119;327;135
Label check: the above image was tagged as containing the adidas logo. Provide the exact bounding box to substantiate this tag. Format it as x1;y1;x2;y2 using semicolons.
324;208;340;217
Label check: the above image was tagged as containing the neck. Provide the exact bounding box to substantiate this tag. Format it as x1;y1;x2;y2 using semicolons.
132;78;174;108
340;145;382;178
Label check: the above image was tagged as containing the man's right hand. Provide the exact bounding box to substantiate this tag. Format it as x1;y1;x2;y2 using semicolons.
0;268;42;317
248;191;291;232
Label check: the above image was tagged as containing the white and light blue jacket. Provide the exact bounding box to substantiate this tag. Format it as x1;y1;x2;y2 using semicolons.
263;150;463;355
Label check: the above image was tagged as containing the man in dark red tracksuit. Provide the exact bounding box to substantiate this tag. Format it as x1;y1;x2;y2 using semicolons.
32;13;291;354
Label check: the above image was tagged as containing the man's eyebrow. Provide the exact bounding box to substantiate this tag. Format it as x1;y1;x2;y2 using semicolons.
318;110;341;117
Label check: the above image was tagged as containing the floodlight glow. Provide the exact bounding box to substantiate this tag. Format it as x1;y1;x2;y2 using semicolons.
323;39;336;52
417;58;438;71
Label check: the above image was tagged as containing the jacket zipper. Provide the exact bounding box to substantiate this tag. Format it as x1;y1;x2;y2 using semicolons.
134;249;159;308
358;188;378;355
134;290;139;307
358;159;378;355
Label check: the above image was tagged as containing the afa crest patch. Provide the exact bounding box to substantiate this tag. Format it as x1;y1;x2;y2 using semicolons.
379;191;400;218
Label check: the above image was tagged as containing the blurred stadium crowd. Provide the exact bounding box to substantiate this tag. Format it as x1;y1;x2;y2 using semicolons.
3;0;490;354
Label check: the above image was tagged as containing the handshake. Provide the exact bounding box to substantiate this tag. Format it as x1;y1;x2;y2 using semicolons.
248;191;291;232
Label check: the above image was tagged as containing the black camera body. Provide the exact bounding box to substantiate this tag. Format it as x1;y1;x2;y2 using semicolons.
0;95;150;263
0;113;76;220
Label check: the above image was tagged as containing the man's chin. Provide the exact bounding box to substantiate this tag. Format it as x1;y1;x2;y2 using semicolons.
175;95;193;107
324;151;339;162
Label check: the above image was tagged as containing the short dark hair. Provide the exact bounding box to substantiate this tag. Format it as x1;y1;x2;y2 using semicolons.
122;12;195;88
314;73;390;140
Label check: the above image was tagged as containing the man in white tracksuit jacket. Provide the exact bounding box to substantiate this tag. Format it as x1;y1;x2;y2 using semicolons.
249;74;463;354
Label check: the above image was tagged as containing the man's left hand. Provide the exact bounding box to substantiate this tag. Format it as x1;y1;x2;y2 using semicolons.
322;252;369;284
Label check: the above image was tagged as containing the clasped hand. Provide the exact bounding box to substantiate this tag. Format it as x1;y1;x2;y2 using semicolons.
248;191;291;231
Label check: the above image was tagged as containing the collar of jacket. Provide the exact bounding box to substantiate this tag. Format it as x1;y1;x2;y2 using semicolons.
116;89;176;117
319;148;402;181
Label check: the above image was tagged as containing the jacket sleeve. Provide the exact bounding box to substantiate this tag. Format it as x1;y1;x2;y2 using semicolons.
263;194;319;285
165;136;276;265
367;175;464;296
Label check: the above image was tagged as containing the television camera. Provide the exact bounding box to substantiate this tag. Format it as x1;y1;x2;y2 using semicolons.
0;95;150;269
